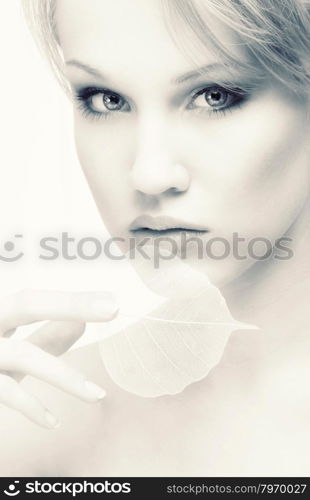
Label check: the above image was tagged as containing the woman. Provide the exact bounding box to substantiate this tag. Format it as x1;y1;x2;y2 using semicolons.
0;0;309;475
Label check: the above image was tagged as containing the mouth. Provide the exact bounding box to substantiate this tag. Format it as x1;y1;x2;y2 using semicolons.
129;215;210;238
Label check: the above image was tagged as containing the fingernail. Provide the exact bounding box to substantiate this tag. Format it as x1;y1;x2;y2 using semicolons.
84;380;106;400
91;298;118;317
45;411;61;429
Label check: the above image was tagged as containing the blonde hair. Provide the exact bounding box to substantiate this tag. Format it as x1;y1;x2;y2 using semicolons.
22;0;310;95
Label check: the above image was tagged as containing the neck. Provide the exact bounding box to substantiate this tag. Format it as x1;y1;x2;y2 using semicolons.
221;196;310;328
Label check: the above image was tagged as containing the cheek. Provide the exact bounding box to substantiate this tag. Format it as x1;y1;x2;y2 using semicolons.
73;117;135;225
182;96;310;239
226;110;309;238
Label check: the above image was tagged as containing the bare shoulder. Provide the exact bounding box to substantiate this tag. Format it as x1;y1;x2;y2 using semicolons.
0;340;214;475
0;343;121;476
0;342;176;476
4;338;308;476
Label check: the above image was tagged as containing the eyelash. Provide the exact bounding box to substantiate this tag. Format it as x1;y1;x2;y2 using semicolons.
189;85;248;118
74;85;249;121
75;87;113;121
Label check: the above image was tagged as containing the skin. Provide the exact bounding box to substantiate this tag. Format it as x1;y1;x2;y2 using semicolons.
1;0;310;476
55;0;310;296
0;290;118;428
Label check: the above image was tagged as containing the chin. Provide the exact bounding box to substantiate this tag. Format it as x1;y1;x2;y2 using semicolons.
185;255;256;291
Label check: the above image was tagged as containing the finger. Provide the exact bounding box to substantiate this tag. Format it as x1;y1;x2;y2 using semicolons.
0;373;60;429
0;289;118;333
2;328;16;338
7;321;86;382
0;339;106;402
27;320;86;355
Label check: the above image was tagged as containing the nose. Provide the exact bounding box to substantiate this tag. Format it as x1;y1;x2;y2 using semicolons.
132;160;190;195
130;115;190;196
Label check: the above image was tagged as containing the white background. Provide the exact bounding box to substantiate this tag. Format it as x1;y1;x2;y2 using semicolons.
0;1;125;287
0;1;147;345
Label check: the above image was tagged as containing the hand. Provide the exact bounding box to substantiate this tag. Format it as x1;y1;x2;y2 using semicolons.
0;289;118;429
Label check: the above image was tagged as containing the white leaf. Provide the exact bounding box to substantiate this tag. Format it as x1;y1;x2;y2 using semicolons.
99;248;258;397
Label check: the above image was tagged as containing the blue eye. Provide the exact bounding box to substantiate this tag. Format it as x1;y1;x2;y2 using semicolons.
75;84;248;121
189;85;248;113
76;87;130;117
91;92;126;112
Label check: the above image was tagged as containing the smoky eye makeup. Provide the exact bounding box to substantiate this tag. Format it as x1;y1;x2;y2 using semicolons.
72;77;261;122
182;70;266;116
186;83;250;116
73;86;131;120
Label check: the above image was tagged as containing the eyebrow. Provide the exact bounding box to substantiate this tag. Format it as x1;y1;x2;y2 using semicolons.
172;63;229;84
66;60;103;78
66;59;234;85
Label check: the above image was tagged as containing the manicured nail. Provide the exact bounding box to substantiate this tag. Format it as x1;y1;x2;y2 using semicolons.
84;380;106;400
45;411;61;429
91;298;118;317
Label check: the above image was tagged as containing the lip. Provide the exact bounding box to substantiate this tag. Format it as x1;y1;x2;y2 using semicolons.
129;215;210;234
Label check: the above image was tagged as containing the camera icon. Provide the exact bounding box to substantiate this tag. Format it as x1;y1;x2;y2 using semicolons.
3;481;20;496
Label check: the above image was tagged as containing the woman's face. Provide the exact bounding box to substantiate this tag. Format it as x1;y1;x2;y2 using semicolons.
56;0;310;289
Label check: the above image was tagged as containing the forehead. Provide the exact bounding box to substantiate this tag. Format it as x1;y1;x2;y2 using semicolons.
55;0;248;83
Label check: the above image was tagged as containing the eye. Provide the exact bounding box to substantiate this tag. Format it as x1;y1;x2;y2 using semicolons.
189;86;246;112
75;87;130;116
90;91;128;112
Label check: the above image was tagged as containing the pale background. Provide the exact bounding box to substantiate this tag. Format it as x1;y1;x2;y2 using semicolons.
0;2;310;477
0;0;147;346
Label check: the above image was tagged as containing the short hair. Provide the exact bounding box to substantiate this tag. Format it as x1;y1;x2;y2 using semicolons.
22;0;310;96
